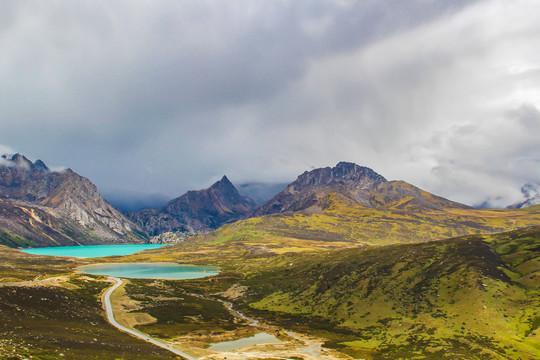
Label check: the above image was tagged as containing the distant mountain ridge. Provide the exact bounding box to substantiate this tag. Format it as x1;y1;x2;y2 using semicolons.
128;176;258;235
255;162;387;215
0;154;146;247
0;156;502;247
255;162;469;216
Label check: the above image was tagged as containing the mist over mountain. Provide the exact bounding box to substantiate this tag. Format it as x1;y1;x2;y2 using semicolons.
128;176;257;236
103;191;170;213
508;183;540;209
237;182;288;205
0;154;146;247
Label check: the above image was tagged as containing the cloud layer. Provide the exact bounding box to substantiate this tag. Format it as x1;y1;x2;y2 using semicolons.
1;0;539;207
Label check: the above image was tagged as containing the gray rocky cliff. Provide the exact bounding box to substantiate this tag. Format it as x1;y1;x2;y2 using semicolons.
0;154;146;247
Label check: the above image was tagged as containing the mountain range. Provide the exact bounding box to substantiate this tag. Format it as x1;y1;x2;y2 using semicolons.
129;162;475;240
1;154;539;359
127;176;258;236
0;154;145;247
1;154;539;248
255;161;470;216
182;162;540;249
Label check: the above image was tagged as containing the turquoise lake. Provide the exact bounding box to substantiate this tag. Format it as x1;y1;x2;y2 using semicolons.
78;262;219;279
20;244;167;258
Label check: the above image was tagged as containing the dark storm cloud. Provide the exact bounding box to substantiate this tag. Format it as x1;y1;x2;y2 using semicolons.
1;0;539;207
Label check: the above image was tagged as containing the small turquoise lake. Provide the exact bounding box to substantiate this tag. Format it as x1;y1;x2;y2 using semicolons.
78;263;219;279
20;244;167;258
209;332;282;351
21;245;219;280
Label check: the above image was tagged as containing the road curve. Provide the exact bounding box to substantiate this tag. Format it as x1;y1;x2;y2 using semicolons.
103;276;198;360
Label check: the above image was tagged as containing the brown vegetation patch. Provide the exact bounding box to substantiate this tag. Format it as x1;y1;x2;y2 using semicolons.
221;283;249;300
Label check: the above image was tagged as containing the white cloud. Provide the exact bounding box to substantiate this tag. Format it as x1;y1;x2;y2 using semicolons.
0;144;15;156
1;0;539;207
242;0;540;206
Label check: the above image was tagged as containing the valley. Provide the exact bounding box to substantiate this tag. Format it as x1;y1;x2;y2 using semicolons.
4;1;540;359
0;160;539;359
1;224;538;359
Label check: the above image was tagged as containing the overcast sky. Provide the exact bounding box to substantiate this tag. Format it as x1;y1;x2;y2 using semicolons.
1;0;540;207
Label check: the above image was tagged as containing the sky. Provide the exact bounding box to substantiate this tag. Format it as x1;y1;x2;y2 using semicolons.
1;0;540;208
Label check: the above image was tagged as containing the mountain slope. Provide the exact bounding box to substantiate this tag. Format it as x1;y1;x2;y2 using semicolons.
235;226;540;359
0;154;146;247
121;223;540;359
255;162;388;215
128;176;257;235
256;162;469;216
369;180;471;211
170;198;540;264
171;164;540;251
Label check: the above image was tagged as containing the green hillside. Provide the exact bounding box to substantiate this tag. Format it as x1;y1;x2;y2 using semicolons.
146;198;540;265
0;247;179;359
230;226;540;359
1;224;538;359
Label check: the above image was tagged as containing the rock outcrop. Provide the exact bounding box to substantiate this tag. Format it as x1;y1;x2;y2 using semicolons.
255;162;387;215
0;154;146;247
256;162;469;216
128;176;258;235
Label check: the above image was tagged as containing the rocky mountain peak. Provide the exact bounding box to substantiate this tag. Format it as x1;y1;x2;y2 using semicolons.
1;154;50;173
293;162;387;190
0;153;145;247
211;175;237;194
33;159;50;172
256;162;388;216
2;153;33;169
128;175;258;236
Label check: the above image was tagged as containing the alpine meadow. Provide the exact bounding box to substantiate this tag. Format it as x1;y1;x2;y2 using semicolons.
1;1;540;360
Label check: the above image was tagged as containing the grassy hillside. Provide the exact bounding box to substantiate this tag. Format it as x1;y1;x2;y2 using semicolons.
0;229;34;248
273;196;540;244
2;207;538;359
0;247;183;359
121;225;539;359
0;276;179;360
140;198;540;265
0;245;87;282
229;226;540;359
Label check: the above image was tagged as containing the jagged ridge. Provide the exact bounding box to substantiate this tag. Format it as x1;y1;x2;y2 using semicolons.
0;154;146;247
128;176;257;236
256;162;468;216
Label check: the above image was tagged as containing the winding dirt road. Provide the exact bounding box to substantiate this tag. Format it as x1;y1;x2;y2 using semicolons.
103;276;198;360
103;277;348;360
